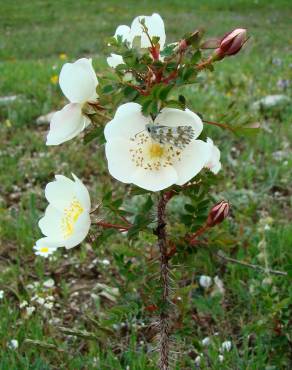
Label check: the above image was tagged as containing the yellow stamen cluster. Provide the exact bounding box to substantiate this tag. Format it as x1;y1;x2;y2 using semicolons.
130;132;182;171
61;198;84;238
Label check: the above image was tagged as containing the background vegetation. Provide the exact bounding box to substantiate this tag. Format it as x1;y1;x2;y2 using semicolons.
0;0;291;368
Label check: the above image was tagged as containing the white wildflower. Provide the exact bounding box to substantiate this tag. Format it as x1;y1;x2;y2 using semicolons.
8;339;18;350
26;306;36;316
43;278;55;288
220;340;232;352
199;275;212;289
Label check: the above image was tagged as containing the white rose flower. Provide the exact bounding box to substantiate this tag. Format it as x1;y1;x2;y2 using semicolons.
47;58;98;145
205;137;222;174
104;103;212;191
199;275;212;289
34;174;91;257
107;13;166;68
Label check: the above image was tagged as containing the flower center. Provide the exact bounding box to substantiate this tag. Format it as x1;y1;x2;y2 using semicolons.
148;143;164;158
40;247;49;253
61;198;84;239
130;132;182;171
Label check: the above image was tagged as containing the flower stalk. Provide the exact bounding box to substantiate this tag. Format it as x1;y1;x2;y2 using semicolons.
157;192;170;370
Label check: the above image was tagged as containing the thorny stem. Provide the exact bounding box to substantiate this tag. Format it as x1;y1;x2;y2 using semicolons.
157;193;170;370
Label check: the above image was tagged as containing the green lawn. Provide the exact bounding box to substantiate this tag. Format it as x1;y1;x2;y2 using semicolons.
0;0;292;368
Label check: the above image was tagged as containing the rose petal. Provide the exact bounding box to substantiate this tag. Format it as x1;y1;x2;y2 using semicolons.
130;13;166;49
72;173;91;211
105;138;138;183
63;212;91;249
131;166;178;191
174;140;212;185
107;53;125;68
206;138;222;174
46;103;90;146
59;58;98;103
114;25;131;42
104;103;149;140
38;205;64;238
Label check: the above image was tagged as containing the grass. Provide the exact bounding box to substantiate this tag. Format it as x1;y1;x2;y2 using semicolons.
0;0;292;368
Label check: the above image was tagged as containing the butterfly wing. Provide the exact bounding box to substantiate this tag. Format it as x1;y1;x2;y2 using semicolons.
148;125;195;149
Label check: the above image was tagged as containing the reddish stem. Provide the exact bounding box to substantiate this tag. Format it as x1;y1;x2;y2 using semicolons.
162;51;184;84
150;45;160;61
95;221;129;231
188;224;210;245
125;82;149;96
202;119;235;133
196;56;213;70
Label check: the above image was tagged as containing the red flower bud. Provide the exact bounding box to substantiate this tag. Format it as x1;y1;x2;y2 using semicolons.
178;39;188;52
215;28;247;60
206;200;230;227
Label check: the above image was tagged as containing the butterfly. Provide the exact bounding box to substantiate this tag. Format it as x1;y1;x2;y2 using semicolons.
145;124;195;149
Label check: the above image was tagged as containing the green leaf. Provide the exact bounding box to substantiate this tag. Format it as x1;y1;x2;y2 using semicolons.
181;67;196;81
184;204;196;213
158;85;173;101
111;198;123;209
178;95;186;109
83;126;105;145
160;44;176;58
205;64;214;72
180;214;194;225
165;61;178;72
143;196;154;212
233;126;260;137
191;50;202;64
285;265;292;278
123;85;139;100
102;84;118;95
93;229;113;246
152;36;160;45
164;100;185;109
102;191;112;203
141;98;153;116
